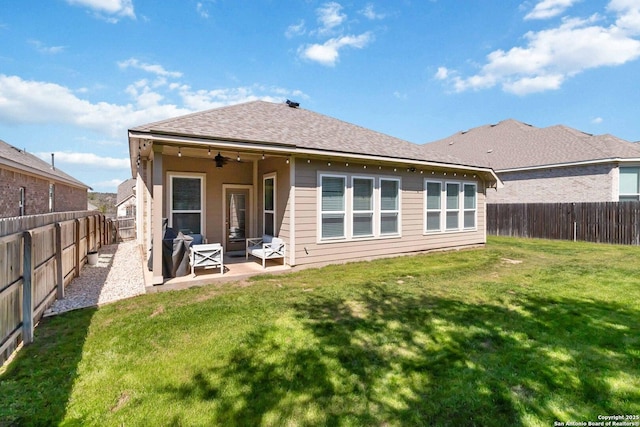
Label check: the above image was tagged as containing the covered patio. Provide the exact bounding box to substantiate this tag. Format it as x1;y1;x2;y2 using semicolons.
142;251;291;293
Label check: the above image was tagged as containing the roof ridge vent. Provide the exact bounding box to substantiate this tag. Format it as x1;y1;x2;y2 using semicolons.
286;99;300;108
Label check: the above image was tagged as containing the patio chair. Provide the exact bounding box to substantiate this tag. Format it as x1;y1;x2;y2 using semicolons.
246;235;286;268
189;243;223;276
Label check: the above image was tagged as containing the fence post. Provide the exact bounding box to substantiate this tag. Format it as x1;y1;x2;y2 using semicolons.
55;222;64;299
75;218;81;278
22;231;34;345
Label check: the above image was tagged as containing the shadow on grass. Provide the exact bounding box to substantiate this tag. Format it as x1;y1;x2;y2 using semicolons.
0;308;97;426
167;284;639;426
0;245;120;425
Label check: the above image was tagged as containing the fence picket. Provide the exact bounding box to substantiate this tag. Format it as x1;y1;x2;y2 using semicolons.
488;202;640;245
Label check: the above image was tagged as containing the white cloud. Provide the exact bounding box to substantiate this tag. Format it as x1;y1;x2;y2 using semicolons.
360;4;386;20
196;2;209;19
118;58;183;78
66;0;135;22
28;40;66;54
299;32;373;66
286;20;306;38
439;2;640;95
316;2;346;35
92;178;129;191
525;0;580;20
434;66;450;80
0;74;190;138
0;73;307;138
37;152;130;168
592;116;604;124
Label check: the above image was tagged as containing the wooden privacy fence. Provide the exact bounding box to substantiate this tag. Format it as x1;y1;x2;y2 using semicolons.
487;202;640;245
0;212;115;365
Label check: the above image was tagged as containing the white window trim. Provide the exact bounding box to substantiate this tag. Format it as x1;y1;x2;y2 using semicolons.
318;172;402;243
445;182;460;231
319;173;347;241
167;172;206;235
263;173;276;236
463;183;477;230
19;187;25;217
379;177;401;236
424;178;478;234
352;176;375;238
619;166;640;201
424;180;443;233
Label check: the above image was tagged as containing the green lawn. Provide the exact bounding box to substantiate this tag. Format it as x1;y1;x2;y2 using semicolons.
1;236;639;426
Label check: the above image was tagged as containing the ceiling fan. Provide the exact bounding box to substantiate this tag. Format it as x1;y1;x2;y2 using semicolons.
214;152;243;168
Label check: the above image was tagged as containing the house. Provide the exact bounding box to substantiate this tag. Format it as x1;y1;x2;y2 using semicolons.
127;100;500;285
0;139;90;218
116;178;136;217
424;119;640;204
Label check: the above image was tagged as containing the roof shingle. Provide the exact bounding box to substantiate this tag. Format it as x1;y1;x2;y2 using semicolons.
424;119;640;170
131;100;464;166
0;139;89;188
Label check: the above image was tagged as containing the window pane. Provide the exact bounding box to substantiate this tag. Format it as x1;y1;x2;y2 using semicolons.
619;195;640;202
353;213;373;236
446;183;459;209
464;211;475;228
264;212;274;236
172;213;201;234
464;184;476;209
322;213;344;238
264;178;274;211
381;213;398;234
446;212;458;230
620;168;639;194
322;177;345;211
426;182;441;209
427;212;441;231
353;178;373;211
381;180;399;210
173;178;201;210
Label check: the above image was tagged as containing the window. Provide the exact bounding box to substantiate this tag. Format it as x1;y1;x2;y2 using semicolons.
19;187;25;217
380;179;400;235
425;179;477;232
425;181;442;232
446;183;460;230
321;175;346;239
264;174;276;236
463;183;477;229
620;167;640;201
352;177;374;237
48;184;55;213
169;173;205;234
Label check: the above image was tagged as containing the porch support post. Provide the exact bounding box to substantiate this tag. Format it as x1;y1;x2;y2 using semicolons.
289;156;296;266
151;147;165;285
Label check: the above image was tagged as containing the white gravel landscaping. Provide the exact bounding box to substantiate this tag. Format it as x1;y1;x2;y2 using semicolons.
46;240;145;315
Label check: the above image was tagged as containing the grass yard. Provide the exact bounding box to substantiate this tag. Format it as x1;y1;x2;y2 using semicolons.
1;236;639;426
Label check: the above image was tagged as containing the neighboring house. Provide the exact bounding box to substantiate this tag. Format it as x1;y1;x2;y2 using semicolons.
116;178;137;217
128;100;500;285
0;139;90;218
425;119;640;204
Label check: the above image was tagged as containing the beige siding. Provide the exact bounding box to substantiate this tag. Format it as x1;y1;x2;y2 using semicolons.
290;159;487;267
163;156;253;245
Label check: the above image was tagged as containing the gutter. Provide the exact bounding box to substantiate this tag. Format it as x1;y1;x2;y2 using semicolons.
129;131;503;188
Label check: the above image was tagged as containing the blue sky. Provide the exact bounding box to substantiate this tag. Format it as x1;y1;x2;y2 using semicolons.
1;0;639;192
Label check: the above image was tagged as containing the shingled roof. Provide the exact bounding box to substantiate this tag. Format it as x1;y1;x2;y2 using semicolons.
116;178;136;206
424;119;640;171
0;139;89;189
130;100;464;166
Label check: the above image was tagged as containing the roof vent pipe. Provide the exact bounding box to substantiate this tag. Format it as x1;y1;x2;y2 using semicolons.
51;153;55;170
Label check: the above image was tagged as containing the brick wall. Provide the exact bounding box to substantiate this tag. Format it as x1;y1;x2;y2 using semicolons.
488;163;616;204
0;167;87;218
